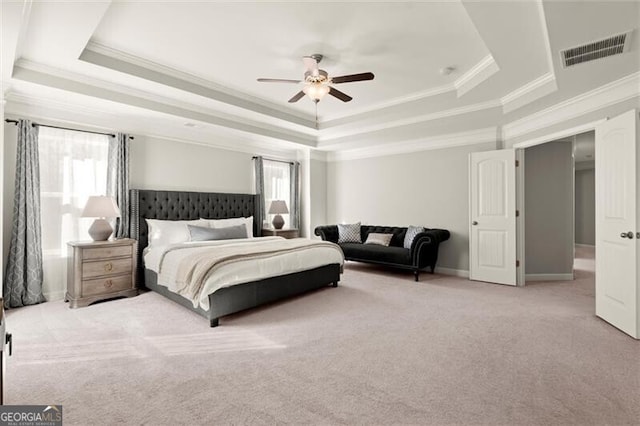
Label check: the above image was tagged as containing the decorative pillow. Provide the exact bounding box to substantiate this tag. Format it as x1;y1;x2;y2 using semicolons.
364;233;393;246
403;225;425;249
338;222;361;243
146;219;203;247
199;216;254;238
188;224;247;241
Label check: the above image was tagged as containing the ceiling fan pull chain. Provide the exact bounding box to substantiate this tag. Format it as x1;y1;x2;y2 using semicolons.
315;102;319;130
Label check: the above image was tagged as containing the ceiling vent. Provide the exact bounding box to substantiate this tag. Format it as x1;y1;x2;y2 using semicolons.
561;31;632;68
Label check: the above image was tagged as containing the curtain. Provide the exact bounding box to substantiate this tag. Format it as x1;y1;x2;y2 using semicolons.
254;156;265;223
290;161;301;229
4;120;45;308
38;127;109;300
107;133;130;238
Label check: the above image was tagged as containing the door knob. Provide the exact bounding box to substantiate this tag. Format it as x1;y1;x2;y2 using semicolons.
621;231;634;239
472;221;478;226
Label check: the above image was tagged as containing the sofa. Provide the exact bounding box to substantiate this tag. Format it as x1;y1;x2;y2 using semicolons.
314;224;450;281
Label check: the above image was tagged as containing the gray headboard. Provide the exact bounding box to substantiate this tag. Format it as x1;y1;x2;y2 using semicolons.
129;189;262;285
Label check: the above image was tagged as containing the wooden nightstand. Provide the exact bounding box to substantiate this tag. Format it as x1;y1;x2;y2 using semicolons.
66;238;138;308
262;228;300;239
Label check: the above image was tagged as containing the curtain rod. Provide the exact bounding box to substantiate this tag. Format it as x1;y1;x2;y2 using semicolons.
252;156;294;165
4;119;134;139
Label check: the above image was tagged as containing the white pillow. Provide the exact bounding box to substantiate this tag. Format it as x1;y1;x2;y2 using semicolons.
145;219;203;247
199;216;254;238
364;233;393;246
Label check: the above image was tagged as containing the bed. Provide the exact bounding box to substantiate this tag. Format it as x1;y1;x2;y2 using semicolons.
130;189;343;327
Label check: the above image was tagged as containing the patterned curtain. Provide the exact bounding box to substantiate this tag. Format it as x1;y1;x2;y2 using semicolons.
4;120;45;308
253;156;265;221
290;161;301;229
107;133;130;238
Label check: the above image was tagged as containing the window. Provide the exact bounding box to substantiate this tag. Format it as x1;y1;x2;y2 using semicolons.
263;159;291;226
38;127;109;294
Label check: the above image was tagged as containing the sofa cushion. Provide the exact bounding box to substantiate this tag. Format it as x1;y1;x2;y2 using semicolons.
403;225;425;249
364;233;393;246
338;222;362;243
361;226;407;247
340;243;411;265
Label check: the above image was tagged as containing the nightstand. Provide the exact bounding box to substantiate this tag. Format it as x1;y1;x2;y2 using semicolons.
66;239;138;308
262;228;300;239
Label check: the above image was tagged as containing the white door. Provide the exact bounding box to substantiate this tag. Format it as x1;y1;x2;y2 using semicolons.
469;149;517;285
595;109;639;339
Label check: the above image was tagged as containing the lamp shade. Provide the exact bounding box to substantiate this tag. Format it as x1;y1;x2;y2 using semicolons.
81;196;121;218
268;200;289;215
303;83;330;101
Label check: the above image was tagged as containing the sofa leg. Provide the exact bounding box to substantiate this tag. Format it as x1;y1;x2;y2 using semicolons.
331;281;339;287
210;318;219;328
430;265;435;274
414;270;420;282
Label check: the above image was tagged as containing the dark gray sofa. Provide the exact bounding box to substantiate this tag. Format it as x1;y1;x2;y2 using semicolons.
314;225;450;281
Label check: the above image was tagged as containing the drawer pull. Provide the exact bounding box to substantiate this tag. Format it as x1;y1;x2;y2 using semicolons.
104;279;113;288
104;262;113;272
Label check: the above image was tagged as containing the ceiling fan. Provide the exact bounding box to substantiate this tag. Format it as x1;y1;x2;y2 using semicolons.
257;54;375;103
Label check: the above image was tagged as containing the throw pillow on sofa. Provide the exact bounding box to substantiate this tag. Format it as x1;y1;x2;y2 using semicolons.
364;233;393;246
338;222;362;243
404;225;425;249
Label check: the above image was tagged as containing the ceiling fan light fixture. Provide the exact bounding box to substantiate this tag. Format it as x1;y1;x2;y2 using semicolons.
303;83;330;101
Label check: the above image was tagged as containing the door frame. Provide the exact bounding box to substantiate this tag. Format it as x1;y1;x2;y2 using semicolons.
511;119;606;286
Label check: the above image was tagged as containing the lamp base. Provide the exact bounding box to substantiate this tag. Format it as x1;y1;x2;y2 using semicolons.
88;219;114;241
272;214;285;230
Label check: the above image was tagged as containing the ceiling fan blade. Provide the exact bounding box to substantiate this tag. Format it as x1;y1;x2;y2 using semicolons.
331;72;375;84
257;78;301;83
328;87;352;102
288;90;306;103
302;56;319;76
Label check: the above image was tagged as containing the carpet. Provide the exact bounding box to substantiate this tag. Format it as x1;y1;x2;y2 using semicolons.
4;246;639;425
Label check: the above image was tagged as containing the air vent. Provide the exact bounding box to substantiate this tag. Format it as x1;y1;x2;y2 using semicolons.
561;31;632;68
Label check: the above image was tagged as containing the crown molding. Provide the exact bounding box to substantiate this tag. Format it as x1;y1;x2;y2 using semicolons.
509;119;605;149
5;90;300;159
12;59;318;146
500;72;557;113
326;127;498;162
502;71;640;141
81;41;315;127
318;99;501;144
454;54;500;97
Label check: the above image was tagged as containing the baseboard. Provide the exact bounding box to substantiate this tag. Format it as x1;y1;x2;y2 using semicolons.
525;273;574;282
435;267;470;278
575;243;595;248
44;290;66;302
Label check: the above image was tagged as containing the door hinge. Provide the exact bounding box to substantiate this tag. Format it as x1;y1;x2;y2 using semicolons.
515;160;520;167
516;210;520;217
516;260;520;267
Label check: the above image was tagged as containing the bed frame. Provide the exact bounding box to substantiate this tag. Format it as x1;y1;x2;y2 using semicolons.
130;189;341;327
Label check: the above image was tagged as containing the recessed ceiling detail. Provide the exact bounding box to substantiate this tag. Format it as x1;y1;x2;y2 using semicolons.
561;31;632;68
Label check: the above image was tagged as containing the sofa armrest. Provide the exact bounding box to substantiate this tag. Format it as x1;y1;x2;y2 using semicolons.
314;225;339;243
410;229;450;268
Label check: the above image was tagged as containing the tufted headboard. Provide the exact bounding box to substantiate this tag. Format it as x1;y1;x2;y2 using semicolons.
129;189;262;285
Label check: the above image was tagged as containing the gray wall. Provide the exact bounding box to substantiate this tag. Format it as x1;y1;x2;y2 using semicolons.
524;140;574;276
326;142;497;272
575;167;595;245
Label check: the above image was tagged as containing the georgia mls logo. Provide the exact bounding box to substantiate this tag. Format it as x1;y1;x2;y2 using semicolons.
0;404;62;425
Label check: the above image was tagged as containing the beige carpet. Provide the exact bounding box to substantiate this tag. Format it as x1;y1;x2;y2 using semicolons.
5;246;640;425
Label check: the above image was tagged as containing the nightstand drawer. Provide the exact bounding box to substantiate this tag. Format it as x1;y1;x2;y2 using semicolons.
82;245;132;260
82;258;132;279
82;274;132;297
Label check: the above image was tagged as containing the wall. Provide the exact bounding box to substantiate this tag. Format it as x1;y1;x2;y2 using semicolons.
575;166;595;245
524;140;574;277
308;158;327;238
326;142;497;273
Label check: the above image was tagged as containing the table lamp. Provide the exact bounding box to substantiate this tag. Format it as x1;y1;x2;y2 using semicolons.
268;200;289;230
81;196;121;241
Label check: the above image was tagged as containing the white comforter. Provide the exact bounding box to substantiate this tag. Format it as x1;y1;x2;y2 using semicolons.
144;237;344;310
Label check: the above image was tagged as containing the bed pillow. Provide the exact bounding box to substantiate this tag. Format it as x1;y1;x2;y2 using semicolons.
403;225;425;249
199;216;254;238
146;219;203;247
338;222;361;244
188;224;248;241
364;233;393;246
